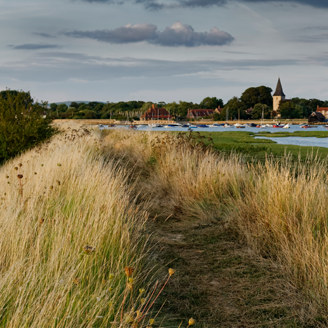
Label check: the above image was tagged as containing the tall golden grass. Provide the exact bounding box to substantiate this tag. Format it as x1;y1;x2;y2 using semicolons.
0;124;153;327
103;129;328;320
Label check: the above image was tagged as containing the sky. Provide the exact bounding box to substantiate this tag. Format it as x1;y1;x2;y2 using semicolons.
1;0;328;104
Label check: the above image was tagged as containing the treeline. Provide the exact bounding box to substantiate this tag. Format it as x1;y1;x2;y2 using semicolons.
47;86;328;121
49;97;224;120
279;98;328;119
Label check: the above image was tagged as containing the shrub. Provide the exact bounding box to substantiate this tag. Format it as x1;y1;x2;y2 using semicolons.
0;90;56;163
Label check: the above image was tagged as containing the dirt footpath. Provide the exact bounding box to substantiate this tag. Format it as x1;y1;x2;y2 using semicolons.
151;217;319;328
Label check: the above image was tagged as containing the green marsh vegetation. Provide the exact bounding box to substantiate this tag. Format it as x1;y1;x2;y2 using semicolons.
194;131;328;162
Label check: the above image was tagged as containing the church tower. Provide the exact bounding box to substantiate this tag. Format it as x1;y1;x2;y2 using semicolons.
273;78;286;113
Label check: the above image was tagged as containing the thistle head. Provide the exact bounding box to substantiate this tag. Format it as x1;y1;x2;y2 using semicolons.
124;266;134;277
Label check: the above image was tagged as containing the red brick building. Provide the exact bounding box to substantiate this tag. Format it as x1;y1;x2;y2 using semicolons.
140;104;172;121
316;106;328;119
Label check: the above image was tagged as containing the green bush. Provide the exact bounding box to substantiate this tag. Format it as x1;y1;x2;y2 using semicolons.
0;90;56;163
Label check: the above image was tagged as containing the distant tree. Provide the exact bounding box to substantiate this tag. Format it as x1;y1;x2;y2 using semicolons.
166;102;179;116
66;107;78;118
140;102;153;113
279;102;303;119
94;103;104;113
178;101;196;117
50;103;58;111
57;104;68;113
213;112;220;121
78;104;87;111
70;102;79;109
251;103;271;119
219;97;247;120
199;97;224;109
84;110;97;119
240;86;273;109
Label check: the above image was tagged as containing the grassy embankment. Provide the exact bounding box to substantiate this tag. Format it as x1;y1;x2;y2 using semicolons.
100;129;328;326
3;124;328;327
0;124;176;328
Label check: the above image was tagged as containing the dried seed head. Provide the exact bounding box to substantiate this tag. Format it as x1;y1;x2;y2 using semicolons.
127;283;133;290
18;163;22;167
14;167;18;171
56;180;61;186
34;172;37;175
188;318;195;326
17;174;23;179
57;163;61;166
83;245;95;254
50;186;54;190
41;164;44;166
39;219;44;224
6;175;9;178
168;268;175;276
124;266;134;277
73;278;80;285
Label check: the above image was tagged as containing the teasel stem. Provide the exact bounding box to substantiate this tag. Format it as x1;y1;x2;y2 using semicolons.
139;281;158;318
120;284;128;323
139;276;171;322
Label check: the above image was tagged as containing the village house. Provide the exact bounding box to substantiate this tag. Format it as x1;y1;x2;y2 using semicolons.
316;106;328;119
308;112;325;123
140;104;172;121
186;107;220;119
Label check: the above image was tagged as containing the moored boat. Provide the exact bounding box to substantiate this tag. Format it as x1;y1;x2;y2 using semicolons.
301;125;318;129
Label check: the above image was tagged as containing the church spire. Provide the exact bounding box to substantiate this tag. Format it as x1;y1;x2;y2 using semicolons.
273;78;286;97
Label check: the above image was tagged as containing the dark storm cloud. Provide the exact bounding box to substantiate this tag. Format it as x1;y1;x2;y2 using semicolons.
242;0;328;8
10;44;59;50
64;23;157;43
178;0;227;7
78;0;328;8
63;22;234;47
